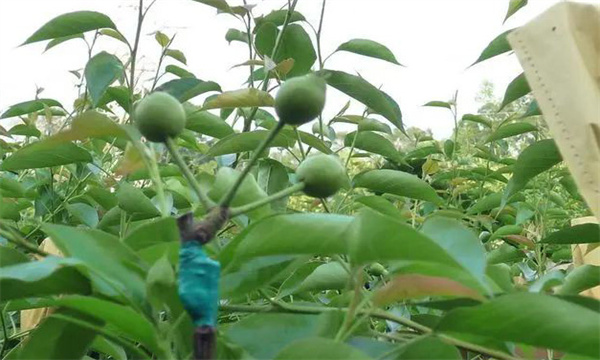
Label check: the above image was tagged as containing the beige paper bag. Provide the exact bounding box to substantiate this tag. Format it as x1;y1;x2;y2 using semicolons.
570;216;600;299
20;238;62;331
508;2;600;218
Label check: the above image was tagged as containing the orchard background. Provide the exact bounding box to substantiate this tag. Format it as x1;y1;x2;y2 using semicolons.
0;1;598;360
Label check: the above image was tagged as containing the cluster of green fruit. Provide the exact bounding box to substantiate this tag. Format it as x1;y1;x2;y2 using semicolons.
132;73;345;200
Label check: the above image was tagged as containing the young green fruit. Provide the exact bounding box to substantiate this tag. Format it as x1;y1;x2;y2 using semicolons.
367;263;388;277
275;73;326;126
133;91;186;142
296;154;346;198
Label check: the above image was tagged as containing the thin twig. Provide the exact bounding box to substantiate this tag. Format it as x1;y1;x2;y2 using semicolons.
165;137;214;210
316;0;327;70
219;303;521;360
229;182;305;217
241;0;299;132
220;122;284;207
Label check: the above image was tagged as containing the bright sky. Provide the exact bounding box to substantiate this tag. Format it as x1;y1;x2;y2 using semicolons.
0;0;588;139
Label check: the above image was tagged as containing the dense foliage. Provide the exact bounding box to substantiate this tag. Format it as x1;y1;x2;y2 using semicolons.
0;1;598;359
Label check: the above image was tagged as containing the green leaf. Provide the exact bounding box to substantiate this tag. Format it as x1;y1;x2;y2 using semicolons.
253;158;290;211
14;310;98;360
145;255;191;355
255;22;278;57
203;88;274;110
467;192;524;214
500;73;531;109
43;224;148;306
357;118;392;134
521;100;542;118
355;195;403;218
225;28;247;44
8;124;41;137
444;139;455;158
123;217;179;251
128;164;181;181
0;246;30;267
471;29;514;66
392;335;462;360
66;203;99;227
221;255;299;297
0;176;27;198
23;11;116;45
503;139;562;201
320;70;402;131
116;182;161;219
275;24;316;77
487;243;526;264
154;31;170;47
49;296;164;356
461;114;492;128
0;256;91;301
85;51;124;107
165;65;196;78
91;337;127;360
0;199;30;221
98;85;133;112
255;10;306;28
275;338;371;359
165;49;187;64
560;175;582;200
185;109;234;139
292;129;333;154
336;38;401;65
504;0;528;23
220;213;352;266
208;167;272;220
353;169;444;205
375;274;485;305
558;265;600;295
349;209;469;268
0;98;63;119
191;0;235;14
541;223;600;244
486;122;537;143
97;206;124;230
346;337;395;359
405;145;443;160
424;101;452;109
489;225;523;242
1;141;92;171
436;293;600;358
226;313;321;360
296;262;349;293
86;186;118;210
99;28;128;44
345;131;402;162
421;216;487;284
208;130;294;156
155;78;221;102
44;33;84;52
48;110;128;143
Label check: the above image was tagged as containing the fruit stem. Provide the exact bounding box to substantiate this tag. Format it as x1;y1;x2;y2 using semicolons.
229;182;305;217
220;122;284;207
294;128;306;160
148;144;170;217
165;137;214;210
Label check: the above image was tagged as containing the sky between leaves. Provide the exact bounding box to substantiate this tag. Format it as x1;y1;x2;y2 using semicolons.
0;0;592;138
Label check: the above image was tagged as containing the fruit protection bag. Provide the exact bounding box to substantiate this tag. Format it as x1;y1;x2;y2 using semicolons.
508;1;600;217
